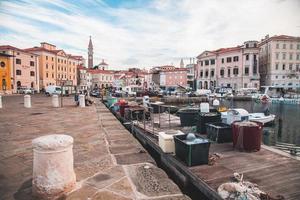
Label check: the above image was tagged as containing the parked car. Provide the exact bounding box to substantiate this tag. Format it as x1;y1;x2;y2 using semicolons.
17;87;33;94
90;90;100;97
45;85;61;96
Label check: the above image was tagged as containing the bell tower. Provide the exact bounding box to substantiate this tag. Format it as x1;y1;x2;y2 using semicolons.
88;36;93;68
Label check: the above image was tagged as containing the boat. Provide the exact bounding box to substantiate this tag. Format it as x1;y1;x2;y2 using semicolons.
221;108;275;125
255;86;300;105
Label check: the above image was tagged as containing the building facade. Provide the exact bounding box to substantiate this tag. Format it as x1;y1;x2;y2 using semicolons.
90;69;115;89
0;53;12;93
186;63;196;89
196;41;260;90
25;42;83;89
77;65;92;91
259;35;300;87
0;45;40;93
152;66;188;90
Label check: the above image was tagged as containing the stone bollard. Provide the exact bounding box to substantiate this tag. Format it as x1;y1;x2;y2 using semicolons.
79;94;85;107
52;95;59;108
24;95;31;108
32;134;76;200
0;95;2;108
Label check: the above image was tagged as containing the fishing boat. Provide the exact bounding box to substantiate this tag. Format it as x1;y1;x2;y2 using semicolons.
221;108;275;125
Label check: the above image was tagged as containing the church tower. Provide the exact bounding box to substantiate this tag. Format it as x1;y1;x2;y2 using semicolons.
88;36;93;68
180;58;184;68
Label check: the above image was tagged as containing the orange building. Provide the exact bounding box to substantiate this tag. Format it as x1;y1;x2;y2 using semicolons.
25;42;84;90
0;53;12;93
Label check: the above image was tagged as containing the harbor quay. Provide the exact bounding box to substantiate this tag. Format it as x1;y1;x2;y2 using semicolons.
0;94;190;200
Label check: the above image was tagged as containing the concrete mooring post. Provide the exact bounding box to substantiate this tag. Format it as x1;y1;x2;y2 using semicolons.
0;95;2;108
32;134;76;200
79;94;85;107
24;95;31;108
52;95;59;108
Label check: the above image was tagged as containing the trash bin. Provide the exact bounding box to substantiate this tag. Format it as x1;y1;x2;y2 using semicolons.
196;110;221;134
174;134;210;166
177;108;200;127
206;122;232;143
232;121;263;151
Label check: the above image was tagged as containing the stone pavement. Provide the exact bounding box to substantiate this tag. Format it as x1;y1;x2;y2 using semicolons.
0;94;190;200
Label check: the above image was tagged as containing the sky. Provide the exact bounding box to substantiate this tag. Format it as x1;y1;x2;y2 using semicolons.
0;0;300;69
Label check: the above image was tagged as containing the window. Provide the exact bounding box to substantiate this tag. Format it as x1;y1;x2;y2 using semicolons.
17;52;20;55
226;57;232;63
58;66;60;70
282;76;285;79
222;58;224;63
282;64;285;70
58;58;60;63
227;68;231;77
233;68;239;75
16;70;21;75
16;58;21;64
290;44;293;49
254;43;257;48
297;54;300;60
244;67;249;75
276;53;279;59
220;69;224;76
52;65;54;70
289;53;293;60
275;63;279;70
46;64;48;69
52;57;54;61
200;61;203;66
289;64;293;70
282;53;286;60
30;61;34;66
245;44;249;48
246;54;249;61
244;83;247;88
296;64;299;71
276;43;279;49
205;70;209;77
30;71;35;76
211;70;214;77
58;74;60;79
46;56;48;60
0;61;5;68
200;71;203;77
205;60;209;66
276;76;278;79
297;44;300;50
283;44;286;49
210;59;215;65
233;56;239;62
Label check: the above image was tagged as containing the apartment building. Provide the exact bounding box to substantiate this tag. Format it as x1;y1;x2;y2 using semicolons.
196;41;260;90
152;65;188;90
259;35;300;87
25;42;83;89
0;45;39;92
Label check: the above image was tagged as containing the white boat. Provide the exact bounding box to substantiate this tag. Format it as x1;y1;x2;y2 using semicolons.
221;108;275;125
255;86;300;104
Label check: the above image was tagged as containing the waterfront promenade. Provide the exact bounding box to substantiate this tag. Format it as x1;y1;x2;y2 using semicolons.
0;95;190;200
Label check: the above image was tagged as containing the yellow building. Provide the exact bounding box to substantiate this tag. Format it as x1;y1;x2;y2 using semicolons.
25;42;84;90
0;53;12;93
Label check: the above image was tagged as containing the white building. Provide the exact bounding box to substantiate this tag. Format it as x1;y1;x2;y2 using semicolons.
77;66;92;91
259;35;300;87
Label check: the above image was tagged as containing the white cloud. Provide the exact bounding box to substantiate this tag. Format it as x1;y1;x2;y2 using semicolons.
0;0;299;69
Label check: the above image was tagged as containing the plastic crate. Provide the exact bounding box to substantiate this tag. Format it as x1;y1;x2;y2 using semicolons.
206;122;232;143
174;134;210;166
196;110;221;134
177;108;200;127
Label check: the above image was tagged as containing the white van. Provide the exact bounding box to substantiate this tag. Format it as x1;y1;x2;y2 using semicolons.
45;85;61;96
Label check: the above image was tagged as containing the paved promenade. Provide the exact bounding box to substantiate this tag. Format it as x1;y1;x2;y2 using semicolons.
0;95;190;200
